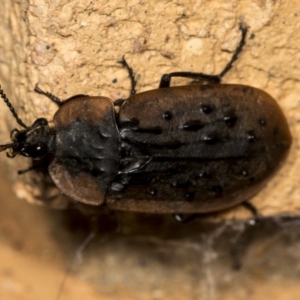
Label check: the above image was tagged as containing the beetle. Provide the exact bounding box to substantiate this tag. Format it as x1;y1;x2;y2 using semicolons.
0;24;292;214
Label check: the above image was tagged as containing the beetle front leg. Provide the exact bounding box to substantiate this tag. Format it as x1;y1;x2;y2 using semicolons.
159;23;247;88
18;164;42;175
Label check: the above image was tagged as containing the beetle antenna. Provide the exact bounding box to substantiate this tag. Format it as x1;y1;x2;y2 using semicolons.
0;85;27;128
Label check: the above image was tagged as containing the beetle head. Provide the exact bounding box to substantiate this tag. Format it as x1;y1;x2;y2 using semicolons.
0;118;51;160
0;85;52;160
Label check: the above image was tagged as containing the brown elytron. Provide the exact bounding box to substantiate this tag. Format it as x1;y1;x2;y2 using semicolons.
106;85;291;212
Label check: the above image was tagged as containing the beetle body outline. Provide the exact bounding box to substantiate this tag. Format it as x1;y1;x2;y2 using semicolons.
0;24;292;213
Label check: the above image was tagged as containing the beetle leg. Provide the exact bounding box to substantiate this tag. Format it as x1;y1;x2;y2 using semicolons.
17;163;44;175
34;84;63;106
118;56;137;96
241;201;258;217
159;23;247;88
241;201;261;226
159;72;221;88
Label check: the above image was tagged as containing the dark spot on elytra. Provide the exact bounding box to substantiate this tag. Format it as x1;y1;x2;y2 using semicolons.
179;120;204;131
200;104;213;114
199;171;211;179
185;192;195;200
259;118;266;127
204;133;220;144
112;78;117;83
162;111;172;120
211;185;223;194
150;189;157;195
247;130;256;143
224;112;237;127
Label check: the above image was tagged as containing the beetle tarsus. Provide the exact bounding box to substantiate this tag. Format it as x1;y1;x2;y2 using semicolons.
218;23;248;78
6;151;16;158
241;201;258;217
118;56;137;96
34;84;63;106
241;201;261;226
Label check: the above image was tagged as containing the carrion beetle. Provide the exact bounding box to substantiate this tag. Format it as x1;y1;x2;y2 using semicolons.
0;24;292;214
